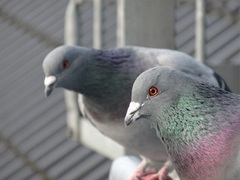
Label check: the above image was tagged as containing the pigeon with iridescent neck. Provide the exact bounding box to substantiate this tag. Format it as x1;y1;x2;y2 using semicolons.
43;45;231;180
125;66;240;180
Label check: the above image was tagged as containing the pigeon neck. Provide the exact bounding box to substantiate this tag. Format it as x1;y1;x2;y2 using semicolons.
80;69;133;115
168;131;240;179
75;48;141;113
156;84;239;145
82;92;131;122
157;92;240;149
164;121;240;179
154;87;240;179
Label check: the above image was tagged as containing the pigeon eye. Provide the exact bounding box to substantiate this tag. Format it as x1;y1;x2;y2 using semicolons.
62;60;70;69
149;87;159;97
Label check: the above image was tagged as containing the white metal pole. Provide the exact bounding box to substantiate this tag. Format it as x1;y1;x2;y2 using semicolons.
93;0;102;49
64;0;81;140
65;0;79;45
117;0;125;47
195;0;206;63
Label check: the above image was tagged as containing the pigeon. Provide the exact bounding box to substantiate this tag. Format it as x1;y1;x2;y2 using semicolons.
43;45;230;180
125;66;240;180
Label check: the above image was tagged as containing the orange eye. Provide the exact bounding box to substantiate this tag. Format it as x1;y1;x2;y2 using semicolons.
149;87;159;96
62;60;70;69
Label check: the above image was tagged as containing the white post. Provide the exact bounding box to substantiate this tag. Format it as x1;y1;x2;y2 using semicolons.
64;0;81;140
195;0;206;63
117;0;175;49
116;0;125;47
93;0;102;49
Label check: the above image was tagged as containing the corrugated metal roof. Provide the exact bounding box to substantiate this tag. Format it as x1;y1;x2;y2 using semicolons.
175;1;240;65
0;0;112;179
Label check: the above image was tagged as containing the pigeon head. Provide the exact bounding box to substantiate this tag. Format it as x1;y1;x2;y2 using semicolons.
42;45;91;96
124;66;191;126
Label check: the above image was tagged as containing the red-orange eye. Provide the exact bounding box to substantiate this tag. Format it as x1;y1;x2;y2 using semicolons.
149;87;159;96
62;60;70;69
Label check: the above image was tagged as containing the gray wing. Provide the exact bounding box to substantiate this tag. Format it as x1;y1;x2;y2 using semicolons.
131;46;231;92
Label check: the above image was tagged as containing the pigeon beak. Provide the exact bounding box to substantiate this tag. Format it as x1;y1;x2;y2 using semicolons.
44;76;57;97
124;102;142;126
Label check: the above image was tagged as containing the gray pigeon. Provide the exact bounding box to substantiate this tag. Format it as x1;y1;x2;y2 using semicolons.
43;45;230;179
125;66;240;180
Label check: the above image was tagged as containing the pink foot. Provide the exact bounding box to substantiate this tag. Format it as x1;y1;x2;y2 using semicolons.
157;163;172;180
129;168;157;180
129;163;172;180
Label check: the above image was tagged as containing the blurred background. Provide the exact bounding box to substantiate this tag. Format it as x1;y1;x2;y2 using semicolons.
0;0;239;179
